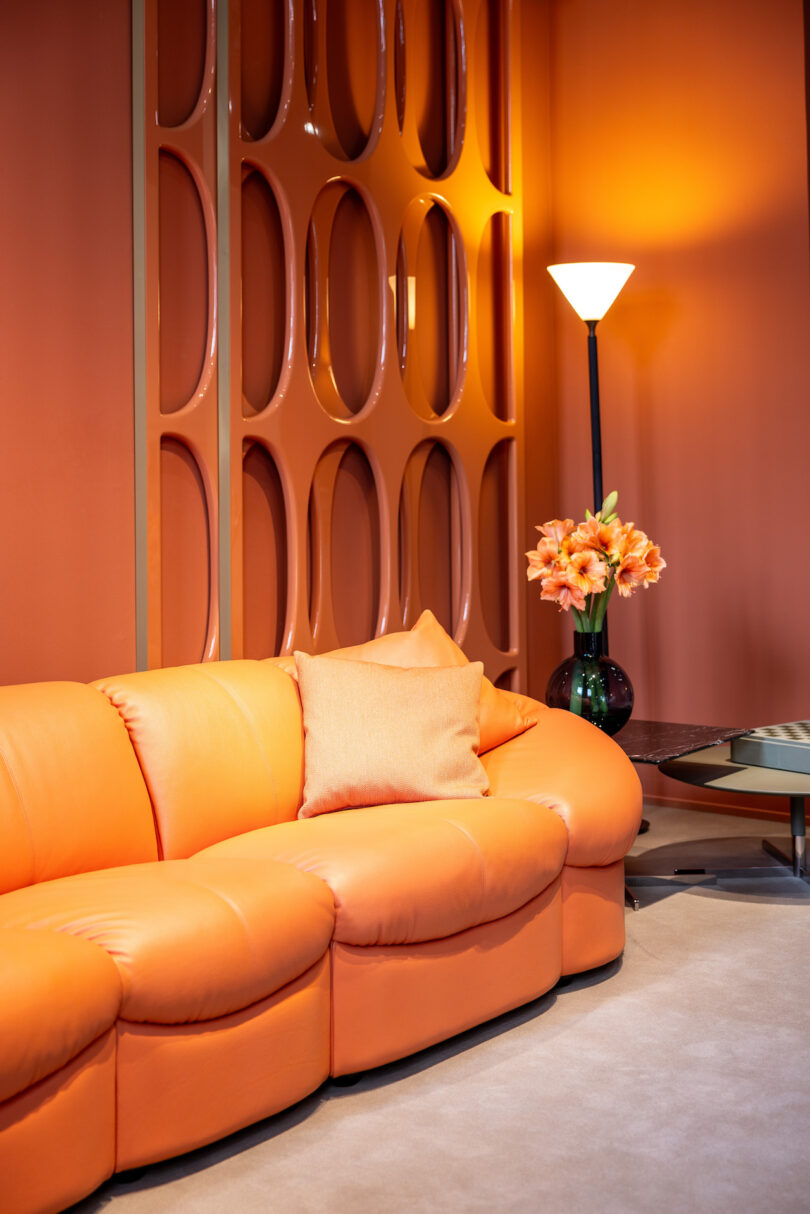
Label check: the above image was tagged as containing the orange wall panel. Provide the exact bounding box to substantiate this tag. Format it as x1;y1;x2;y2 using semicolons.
0;1;136;684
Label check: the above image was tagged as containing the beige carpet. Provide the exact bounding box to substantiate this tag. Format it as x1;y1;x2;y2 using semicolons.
71;805;810;1213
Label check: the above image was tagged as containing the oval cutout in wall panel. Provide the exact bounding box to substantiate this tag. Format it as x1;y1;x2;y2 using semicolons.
414;202;463;416
158;151;209;414
307;183;381;418
157;0;208;127
329;188;380;413
329;444;381;647
401;0;462;177
399;442;460;635
477;212;513;420
479;440;512;651
240;0;286;140
160;438;210;668
326;0;380;159
473;0;509;192
313;444;381;650
242;442;288;658
241;168;286;416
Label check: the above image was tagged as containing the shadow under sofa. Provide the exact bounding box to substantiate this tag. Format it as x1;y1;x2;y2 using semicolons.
0;628;641;1214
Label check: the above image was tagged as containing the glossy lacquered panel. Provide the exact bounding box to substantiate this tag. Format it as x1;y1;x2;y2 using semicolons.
218;0;526;685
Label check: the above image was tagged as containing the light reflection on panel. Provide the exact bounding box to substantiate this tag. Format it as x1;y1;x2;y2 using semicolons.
160;438;210;667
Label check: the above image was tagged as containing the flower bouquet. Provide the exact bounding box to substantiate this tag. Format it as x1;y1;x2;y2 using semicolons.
526;492;665;733
525;491;665;632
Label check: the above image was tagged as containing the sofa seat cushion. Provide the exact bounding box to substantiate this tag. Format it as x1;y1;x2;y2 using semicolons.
0;927;121;1103
0;859;335;1025
482;704;643;867
194;798;568;947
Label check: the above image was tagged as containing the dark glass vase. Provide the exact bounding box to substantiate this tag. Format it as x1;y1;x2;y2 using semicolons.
545;631;633;736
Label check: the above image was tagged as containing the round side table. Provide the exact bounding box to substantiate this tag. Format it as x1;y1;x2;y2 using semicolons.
659;743;809;878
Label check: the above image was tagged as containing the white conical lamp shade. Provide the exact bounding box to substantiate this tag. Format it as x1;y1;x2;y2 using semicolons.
547;262;634;321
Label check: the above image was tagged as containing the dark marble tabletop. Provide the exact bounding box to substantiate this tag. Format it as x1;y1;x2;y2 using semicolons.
613;719;751;765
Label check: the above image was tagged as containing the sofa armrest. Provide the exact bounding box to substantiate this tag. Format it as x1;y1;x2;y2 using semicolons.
481;699;642;867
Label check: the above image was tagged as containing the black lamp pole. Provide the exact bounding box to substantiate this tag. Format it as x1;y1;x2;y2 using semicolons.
586;319;609;653
586;320;603;513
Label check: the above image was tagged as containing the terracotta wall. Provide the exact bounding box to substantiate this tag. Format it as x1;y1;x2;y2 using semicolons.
526;0;810;813
0;1;136;685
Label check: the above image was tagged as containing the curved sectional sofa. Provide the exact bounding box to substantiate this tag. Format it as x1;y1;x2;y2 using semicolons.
0;612;641;1214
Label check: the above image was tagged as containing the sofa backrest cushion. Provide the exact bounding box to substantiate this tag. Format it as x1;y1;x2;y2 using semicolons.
0;682;158;894
94;660;304;859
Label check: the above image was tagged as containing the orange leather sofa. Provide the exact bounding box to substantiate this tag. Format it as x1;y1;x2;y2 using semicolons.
0;616;641;1214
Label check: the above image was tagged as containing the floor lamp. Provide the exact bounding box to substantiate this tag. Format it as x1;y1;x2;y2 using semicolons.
547;262;635;651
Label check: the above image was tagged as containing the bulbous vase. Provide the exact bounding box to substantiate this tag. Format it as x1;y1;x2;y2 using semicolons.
545;630;633;736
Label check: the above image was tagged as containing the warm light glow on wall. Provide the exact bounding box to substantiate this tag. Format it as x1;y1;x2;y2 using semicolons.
547;262;634;321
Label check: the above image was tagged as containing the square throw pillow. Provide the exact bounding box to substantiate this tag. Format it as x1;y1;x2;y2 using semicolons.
269;610;535;755
294;652;490;818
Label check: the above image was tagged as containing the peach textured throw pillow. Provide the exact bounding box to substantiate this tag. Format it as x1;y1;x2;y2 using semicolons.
294;652;490;818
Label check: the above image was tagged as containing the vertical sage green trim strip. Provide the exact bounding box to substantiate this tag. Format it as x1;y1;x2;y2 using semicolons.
132;0;148;671
217;0;232;659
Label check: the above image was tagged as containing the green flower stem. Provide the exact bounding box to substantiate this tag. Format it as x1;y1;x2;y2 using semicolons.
571;606;587;632
592;576;616;633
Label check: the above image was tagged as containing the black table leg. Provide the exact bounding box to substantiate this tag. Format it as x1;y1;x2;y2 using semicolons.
761;795;806;878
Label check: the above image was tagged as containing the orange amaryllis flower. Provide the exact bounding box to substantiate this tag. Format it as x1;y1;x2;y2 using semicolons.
537;518;575;545
540;569;586;612
620;524;650;559
614;554;647;597
570;515;624;561
525;536;560;582
566;549;608;597
641;544;666;586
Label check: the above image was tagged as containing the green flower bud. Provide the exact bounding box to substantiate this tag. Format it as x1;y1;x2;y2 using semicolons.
601;490;618;517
